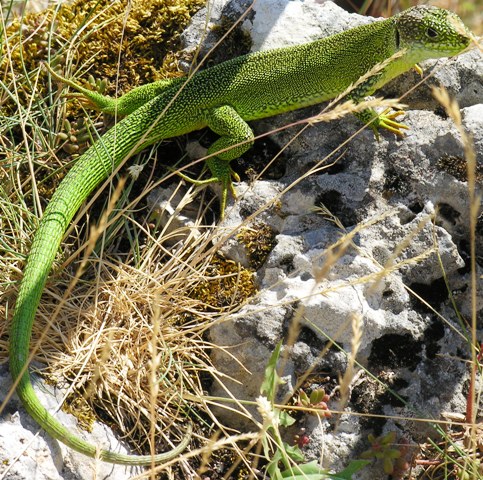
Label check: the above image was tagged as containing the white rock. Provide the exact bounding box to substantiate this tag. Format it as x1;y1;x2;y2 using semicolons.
0;366;141;480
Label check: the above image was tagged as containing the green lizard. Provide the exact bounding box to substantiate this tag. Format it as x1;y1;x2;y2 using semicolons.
10;5;471;466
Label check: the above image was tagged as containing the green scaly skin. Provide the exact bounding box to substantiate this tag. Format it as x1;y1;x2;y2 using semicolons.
10;6;471;465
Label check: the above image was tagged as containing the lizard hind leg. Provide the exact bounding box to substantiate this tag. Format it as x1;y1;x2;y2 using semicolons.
44;62;177;116
203;105;255;215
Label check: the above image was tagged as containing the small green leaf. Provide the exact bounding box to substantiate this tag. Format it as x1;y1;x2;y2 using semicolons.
299;390;309;404
310;389;324;404
281;474;326;480
261;341;284;402
268;465;284;480
279;409;296;427
99;79;108;93
387;449;402;459
328;460;371;479
280;459;370;480
261;434;271;460
283;443;305;462
267;450;284;478
382;431;396;444
383;456;394;474
281;461;327;478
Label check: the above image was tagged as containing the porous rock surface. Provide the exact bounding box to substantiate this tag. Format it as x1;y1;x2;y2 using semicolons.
203;0;482;478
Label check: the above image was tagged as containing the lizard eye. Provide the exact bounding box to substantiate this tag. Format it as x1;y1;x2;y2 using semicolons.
426;27;438;38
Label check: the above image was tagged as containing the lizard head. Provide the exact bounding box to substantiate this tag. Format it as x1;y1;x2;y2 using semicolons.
394;6;472;61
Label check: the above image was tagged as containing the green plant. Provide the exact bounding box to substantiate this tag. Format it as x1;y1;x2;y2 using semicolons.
360;431;407;476
258;341;369;479
295;388;332;418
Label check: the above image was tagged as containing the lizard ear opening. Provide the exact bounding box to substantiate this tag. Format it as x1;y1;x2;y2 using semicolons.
395;28;400;48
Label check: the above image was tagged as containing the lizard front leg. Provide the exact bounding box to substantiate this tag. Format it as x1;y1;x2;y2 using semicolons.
348;70;409;138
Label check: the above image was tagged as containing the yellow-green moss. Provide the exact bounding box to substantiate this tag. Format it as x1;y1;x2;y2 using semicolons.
191;255;257;310
437;154;483;183
3;0;204;99
237;223;277;270
62;390;97;432
2;0;205;197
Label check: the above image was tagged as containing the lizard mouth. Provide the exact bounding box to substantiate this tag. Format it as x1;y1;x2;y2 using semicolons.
413;33;471;58
438;37;471;54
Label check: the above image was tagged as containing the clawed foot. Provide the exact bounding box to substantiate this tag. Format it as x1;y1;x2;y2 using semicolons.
64;92;104;110
168;159;239;218
43;62;112;112
371;109;409;139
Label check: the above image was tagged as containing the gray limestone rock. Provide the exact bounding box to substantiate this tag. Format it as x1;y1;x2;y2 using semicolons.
205;1;482;479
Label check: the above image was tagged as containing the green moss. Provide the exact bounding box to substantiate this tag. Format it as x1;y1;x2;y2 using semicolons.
3;0;204;98
2;0;205;196
437;154;483;183
237;223;277;269
190;255;257;310
62;390;96;433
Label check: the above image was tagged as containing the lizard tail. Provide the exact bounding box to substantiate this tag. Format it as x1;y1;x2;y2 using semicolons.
10;116;191;465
